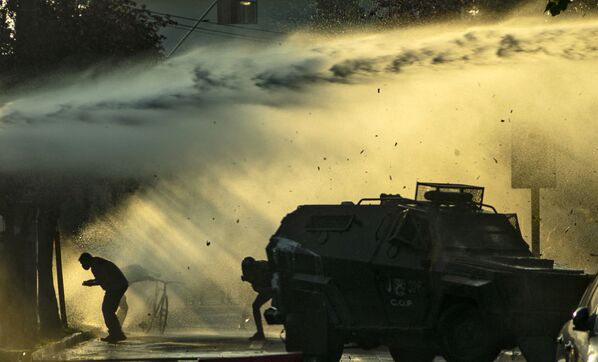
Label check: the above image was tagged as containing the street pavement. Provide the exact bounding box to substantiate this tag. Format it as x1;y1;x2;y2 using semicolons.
35;329;526;362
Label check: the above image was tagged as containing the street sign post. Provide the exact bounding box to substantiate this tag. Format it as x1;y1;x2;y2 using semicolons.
511;122;556;257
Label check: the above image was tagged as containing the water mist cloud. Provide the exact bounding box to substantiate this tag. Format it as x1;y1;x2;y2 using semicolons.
5;18;598;329
2;19;598;175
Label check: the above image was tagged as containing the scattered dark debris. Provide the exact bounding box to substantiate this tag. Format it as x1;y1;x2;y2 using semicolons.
375;134;378;138
323;157;327;160
317;166;320;171
360;149;365;154
510;109;513;113
206;241;211;246
377;88;381;93
570;209;574;215
500;119;505;123
493;157;498;163
153;174;158;178
394;142;398;147
187;266;190;270
236;219;240;223
212;217;215;221
565;226;570;233
403;186;406;189
591;253;598;257
389;175;393;180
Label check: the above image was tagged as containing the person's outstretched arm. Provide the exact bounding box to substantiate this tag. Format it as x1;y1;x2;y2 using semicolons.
82;279;100;287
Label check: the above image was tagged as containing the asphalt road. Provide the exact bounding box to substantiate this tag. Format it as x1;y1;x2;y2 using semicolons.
35;329;526;362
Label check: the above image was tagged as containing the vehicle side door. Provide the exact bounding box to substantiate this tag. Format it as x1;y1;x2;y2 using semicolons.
375;209;433;327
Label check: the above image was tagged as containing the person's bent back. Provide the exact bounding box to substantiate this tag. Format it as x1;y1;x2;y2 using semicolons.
86;256;128;290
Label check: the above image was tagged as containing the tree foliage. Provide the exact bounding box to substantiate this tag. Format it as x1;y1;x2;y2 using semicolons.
0;0;172;81
315;0;362;24
545;0;572;15
0;4;14;57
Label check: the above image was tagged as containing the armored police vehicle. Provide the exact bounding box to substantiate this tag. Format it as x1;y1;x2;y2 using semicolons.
264;182;591;362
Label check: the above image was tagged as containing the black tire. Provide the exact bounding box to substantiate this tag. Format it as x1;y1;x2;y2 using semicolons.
299;326;343;362
437;304;500;362
389;347;436;362
285;313;343;362
326;327;344;361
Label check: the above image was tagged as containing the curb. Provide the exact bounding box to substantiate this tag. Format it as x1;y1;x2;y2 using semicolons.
31;331;95;361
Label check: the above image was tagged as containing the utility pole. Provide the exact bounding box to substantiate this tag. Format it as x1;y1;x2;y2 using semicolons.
168;0;259;58
168;0;219;58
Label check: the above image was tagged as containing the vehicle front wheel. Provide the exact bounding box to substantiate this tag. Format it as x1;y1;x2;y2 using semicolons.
437;304;500;362
388;347;435;362
303;327;343;362
285;312;344;362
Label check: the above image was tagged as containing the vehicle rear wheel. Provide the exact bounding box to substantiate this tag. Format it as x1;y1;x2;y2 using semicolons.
388;347;435;362
437;304;500;362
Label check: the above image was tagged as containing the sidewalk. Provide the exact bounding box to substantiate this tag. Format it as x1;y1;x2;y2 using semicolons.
0;330;96;362
31;331;96;361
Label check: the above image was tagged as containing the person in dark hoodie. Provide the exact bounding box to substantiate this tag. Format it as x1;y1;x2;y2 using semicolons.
241;256;273;341
79;252;128;343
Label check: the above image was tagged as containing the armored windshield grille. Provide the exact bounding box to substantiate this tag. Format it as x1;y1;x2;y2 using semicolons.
415;183;484;206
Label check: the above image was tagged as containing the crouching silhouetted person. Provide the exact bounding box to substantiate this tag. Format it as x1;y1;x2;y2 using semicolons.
241;257;273;341
79;252;129;343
